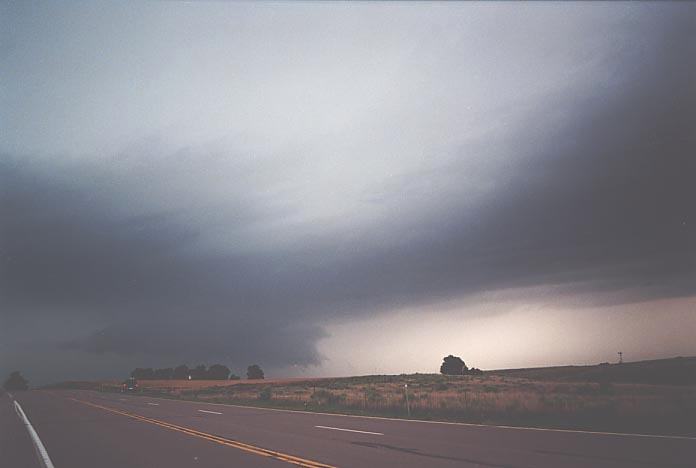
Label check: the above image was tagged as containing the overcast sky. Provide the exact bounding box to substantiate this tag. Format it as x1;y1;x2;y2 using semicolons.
2;2;695;385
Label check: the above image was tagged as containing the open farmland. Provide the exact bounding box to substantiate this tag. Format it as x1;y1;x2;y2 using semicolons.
60;366;696;437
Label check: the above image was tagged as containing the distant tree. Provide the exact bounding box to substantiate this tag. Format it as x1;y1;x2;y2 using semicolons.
3;371;29;391
131;368;155;379
469;367;484;375
247;364;264;380
153;367;174;379
229;374;241;380
208;364;230;380
440;355;468;375
190;364;208;380
172;365;189;380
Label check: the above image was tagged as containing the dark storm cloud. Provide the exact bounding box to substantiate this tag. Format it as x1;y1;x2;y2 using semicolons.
274;9;696;313
0;158;326;368
1;4;694;381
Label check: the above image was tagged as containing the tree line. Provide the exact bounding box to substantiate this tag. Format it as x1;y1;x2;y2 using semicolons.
130;364;265;380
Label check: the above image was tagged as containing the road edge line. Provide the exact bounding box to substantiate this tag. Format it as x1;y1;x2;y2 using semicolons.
13;399;56;468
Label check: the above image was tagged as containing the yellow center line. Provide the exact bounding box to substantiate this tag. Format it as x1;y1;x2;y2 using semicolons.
69;398;336;468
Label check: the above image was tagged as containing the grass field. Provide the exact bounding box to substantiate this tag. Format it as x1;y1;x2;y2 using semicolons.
47;357;696;436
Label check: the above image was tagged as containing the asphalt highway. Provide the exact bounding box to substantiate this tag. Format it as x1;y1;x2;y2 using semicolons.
3;389;695;468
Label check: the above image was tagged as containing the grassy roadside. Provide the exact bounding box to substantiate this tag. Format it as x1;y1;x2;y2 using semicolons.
48;373;696;437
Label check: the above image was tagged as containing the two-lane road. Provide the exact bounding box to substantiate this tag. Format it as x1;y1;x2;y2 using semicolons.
4;389;695;467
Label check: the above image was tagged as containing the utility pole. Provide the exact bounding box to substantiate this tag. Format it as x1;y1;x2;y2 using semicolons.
404;383;411;418
618;351;623;364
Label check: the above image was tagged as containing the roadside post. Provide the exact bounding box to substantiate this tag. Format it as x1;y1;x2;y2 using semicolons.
404;383;411;418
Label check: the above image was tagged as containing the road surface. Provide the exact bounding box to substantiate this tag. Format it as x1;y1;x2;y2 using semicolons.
2;389;694;467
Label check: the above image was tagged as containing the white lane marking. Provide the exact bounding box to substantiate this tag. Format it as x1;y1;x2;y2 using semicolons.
13;400;56;468
147;402;159;406
315;425;383;436
96;392;696;441
198;409;223;415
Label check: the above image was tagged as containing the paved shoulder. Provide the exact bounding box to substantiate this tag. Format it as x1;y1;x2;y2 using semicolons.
13;391;287;468
0;391;39;468
67;390;696;468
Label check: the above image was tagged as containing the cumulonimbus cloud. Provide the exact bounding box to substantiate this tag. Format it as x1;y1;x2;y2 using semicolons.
1;3;694;381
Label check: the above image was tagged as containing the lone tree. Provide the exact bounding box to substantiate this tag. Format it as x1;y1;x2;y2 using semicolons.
3;371;29;391
247;364;264;380
440;355;468;375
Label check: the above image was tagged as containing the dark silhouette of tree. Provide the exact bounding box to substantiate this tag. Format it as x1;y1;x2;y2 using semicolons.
3;371;29;391
153;367;173;379
208;364;230;380
172;364;189;380
247;364;264;380
190;364;208;380
440;355;468;375
131;368;155;379
469;367;484;375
